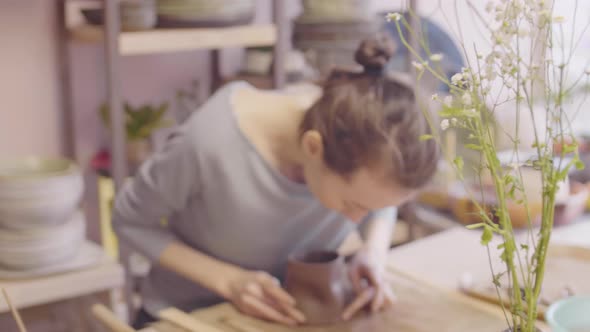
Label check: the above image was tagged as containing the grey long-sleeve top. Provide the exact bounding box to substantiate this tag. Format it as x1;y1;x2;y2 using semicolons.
112;81;396;315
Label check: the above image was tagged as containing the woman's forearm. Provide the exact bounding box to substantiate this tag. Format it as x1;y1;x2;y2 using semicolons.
158;241;243;299
362;217;395;258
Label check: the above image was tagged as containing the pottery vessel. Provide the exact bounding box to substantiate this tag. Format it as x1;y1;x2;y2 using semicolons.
80;0;157;31
285;251;356;325
546;296;590;332
0;157;83;229
300;0;375;22
156;0;255;28
120;0;157;31
293;20;379;77
0;210;85;270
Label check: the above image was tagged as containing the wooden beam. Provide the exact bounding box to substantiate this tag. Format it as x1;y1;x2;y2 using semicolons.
104;1;127;189
272;0;287;89
56;0;75;159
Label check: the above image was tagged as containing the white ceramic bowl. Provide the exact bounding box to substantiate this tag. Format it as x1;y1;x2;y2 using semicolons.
0;157;84;229
0;210;86;270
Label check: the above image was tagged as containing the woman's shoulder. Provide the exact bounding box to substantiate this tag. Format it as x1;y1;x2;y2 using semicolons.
175;81;253;158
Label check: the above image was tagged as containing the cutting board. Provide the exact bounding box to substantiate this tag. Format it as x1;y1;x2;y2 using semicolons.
151;269;511;332
462;244;590;320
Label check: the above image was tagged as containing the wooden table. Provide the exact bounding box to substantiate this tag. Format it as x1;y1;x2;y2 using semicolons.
111;219;590;332
144;219;590;332
389;217;590;289
152;270;519;332
0;243;125;332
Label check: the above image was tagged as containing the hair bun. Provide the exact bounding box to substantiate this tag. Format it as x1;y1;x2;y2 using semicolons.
354;34;396;74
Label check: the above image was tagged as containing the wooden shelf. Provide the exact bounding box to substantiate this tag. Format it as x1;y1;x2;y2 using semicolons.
69;24;277;55
0;244;124;313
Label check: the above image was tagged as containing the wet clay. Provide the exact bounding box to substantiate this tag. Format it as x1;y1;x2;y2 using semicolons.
284;251;356;325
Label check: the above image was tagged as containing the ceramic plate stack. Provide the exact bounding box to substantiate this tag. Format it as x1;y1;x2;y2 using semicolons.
299;0;376;23
0;157;93;277
293;0;379;76
156;0;255;28
0;212;85;270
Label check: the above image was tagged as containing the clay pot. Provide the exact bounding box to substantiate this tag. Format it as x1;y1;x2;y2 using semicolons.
80;0;157;31
0;157;83;229
285;251;356;325
120;0;157;31
300;0;375;22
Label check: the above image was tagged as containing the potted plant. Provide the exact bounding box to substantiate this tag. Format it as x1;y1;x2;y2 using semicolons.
99;101;172;173
387;1;588;331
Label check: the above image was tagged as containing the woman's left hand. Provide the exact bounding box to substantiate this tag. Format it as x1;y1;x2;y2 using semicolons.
342;248;396;321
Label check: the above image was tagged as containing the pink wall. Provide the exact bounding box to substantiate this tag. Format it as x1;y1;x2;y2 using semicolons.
0;0;480;162
0;0;291;165
0;0;64;158
68;0;292;167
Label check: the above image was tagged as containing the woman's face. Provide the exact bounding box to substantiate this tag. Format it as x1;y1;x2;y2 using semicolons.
300;131;415;222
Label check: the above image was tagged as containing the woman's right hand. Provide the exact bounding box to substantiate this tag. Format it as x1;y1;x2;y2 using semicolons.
221;269;306;326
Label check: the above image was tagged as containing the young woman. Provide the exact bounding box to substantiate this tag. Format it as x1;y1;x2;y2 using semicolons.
112;36;439;328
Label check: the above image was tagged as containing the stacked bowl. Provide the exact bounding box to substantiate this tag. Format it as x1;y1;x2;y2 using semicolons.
293;0;379;76
299;0;376;23
0;157;85;274
156;0;256;28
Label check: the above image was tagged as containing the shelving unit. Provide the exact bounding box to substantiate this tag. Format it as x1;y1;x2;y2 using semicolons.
59;0;288;189
69;23;278;55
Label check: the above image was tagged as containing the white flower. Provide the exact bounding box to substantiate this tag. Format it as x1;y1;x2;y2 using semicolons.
485;65;497;81
451;118;458;126
431;93;439;101
466;108;477;116
553;16;566;24
462;93;472;106
508;162;520;170
451;73;463;85
387;12;402;22
501;56;512;69
540;10;551;17
485;1;494;13
412;60;425;71
443;96;453;107
517;27;529;37
441;119;450;131
430;53;444;62
485;54;495;65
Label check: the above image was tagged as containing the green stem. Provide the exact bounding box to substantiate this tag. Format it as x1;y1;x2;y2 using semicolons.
475;117;524;327
394;20;458;89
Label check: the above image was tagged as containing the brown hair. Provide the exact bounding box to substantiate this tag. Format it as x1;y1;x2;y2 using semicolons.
300;35;439;189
